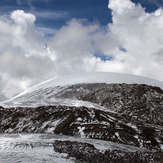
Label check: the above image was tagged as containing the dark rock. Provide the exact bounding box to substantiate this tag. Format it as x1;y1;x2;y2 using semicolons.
53;140;163;163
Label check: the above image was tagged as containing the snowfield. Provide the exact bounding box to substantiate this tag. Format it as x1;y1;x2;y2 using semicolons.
13;72;163;96
0;133;148;163
1;72;163;108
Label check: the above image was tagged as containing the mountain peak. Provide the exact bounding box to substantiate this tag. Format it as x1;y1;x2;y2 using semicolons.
26;72;163;92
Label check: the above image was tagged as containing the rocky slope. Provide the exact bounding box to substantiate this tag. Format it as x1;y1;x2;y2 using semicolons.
80;84;163;125
0;73;163;162
53;140;163;163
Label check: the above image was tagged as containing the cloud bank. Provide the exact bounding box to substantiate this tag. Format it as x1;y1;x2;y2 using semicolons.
0;0;163;100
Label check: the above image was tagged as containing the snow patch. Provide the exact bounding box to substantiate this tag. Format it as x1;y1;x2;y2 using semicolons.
161;144;163;150
78;126;85;138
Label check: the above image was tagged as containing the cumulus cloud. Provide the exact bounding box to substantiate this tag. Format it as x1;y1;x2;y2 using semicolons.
47;0;163;80
0;10;56;99
49;19;99;74
11;10;36;25
107;0;163;78
1;0;163;101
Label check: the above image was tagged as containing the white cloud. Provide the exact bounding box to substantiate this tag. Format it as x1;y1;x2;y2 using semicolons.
109;0;135;15
107;0;163;79
11;10;36;25
1;0;163;101
33;10;69;20
48;19;99;74
0;10;56;100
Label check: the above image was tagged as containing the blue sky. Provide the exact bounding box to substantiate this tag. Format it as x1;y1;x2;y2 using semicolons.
1;0;162;29
0;0;163;100
0;0;163;38
0;0;111;29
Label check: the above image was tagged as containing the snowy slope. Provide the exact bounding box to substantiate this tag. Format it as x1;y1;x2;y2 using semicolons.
18;72;163;94
0;72;163;156
1;134;158;163
1;72;163;108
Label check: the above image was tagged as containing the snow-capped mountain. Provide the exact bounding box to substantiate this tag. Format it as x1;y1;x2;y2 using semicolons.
0;72;163;162
9;72;163;97
1;72;163;107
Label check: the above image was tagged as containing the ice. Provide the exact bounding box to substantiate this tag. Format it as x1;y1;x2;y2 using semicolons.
0;133;147;152
32;72;163;90
6;72;163;100
1;72;163;108
0;134;75;163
